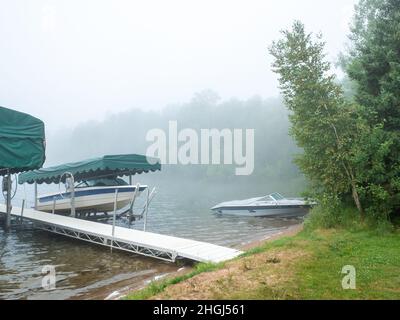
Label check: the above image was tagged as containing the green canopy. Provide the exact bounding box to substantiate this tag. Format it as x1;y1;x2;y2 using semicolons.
18;154;161;184
0;106;46;176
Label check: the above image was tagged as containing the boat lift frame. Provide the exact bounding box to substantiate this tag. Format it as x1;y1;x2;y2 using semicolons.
32;171;156;231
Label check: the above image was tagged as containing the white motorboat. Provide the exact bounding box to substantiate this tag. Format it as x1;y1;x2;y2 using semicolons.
37;178;147;214
211;192;313;217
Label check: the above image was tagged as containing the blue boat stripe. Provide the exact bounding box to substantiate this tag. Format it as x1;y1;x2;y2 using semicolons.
39;186;146;203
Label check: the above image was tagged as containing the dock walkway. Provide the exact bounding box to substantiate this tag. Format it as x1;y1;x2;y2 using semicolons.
0;204;242;263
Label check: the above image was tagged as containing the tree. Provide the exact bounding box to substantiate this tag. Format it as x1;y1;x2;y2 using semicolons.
269;21;364;218
345;0;400;219
347;0;400;129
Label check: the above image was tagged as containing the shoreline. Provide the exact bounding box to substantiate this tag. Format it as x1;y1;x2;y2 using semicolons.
104;223;304;300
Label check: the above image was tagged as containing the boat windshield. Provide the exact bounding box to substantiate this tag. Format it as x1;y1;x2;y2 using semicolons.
269;193;285;201
257;195;275;202
76;178;129;188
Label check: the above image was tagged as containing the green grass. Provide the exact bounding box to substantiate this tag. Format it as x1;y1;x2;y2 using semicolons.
228;228;400;300
125;226;400;300
291;228;400;299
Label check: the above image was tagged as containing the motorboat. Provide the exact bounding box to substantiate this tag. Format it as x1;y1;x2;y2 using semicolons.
211;192;314;217
36;178;147;214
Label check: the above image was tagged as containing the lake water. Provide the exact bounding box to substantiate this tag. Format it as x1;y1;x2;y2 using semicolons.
0;178;304;300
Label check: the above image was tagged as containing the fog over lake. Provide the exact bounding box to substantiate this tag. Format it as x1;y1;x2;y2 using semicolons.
0;0;356;134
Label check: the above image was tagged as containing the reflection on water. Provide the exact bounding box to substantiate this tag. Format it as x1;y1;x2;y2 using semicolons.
0;179;304;300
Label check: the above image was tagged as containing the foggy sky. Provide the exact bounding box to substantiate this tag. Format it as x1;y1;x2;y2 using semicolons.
0;0;357;133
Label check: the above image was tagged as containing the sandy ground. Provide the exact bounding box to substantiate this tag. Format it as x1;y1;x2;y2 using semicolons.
110;223;304;300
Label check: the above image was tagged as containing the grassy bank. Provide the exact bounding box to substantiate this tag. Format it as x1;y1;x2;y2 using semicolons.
125;227;400;300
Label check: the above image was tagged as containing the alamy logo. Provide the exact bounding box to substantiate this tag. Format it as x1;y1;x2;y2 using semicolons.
341;265;356;290
42;265;56;290
146;121;255;176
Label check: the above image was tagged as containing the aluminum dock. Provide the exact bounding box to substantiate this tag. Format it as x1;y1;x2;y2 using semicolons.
0;204;243;263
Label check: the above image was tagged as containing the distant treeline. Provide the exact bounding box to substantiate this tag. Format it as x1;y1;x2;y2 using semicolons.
47;91;302;183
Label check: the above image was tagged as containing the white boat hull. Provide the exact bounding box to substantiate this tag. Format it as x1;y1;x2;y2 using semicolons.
37;185;147;214
211;193;313;217
212;206;310;217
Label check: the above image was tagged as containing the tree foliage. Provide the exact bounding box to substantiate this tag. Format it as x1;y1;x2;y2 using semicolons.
270;0;400;223
269;21;364;217
345;0;400;219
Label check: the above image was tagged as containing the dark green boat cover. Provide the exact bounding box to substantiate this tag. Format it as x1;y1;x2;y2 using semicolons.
18;154;161;184
0;106;46;176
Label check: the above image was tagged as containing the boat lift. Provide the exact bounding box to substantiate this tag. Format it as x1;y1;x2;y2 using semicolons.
21;154;162;222
38;171;157;232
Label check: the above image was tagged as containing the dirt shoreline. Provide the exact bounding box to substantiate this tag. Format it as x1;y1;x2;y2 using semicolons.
105;223;304;300
240;224;303;251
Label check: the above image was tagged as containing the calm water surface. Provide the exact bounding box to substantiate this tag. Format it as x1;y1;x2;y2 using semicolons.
0;179;303;300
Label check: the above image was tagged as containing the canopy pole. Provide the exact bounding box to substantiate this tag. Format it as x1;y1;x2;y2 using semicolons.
34;182;38;210
4;171;12;230
52;197;56;214
143;187;149;232
69;174;76;218
111;189;118;252
20;199;25;224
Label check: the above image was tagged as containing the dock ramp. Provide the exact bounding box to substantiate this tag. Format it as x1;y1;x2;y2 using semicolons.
0;205;242;263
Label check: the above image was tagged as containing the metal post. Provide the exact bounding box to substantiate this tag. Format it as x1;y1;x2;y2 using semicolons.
5;172;12;229
20;199;25;224
52;197;56;214
143;187;149;232
69;175;76;218
129;175;132;185
34;182;38;210
128;183;141;213
111;189;118;252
